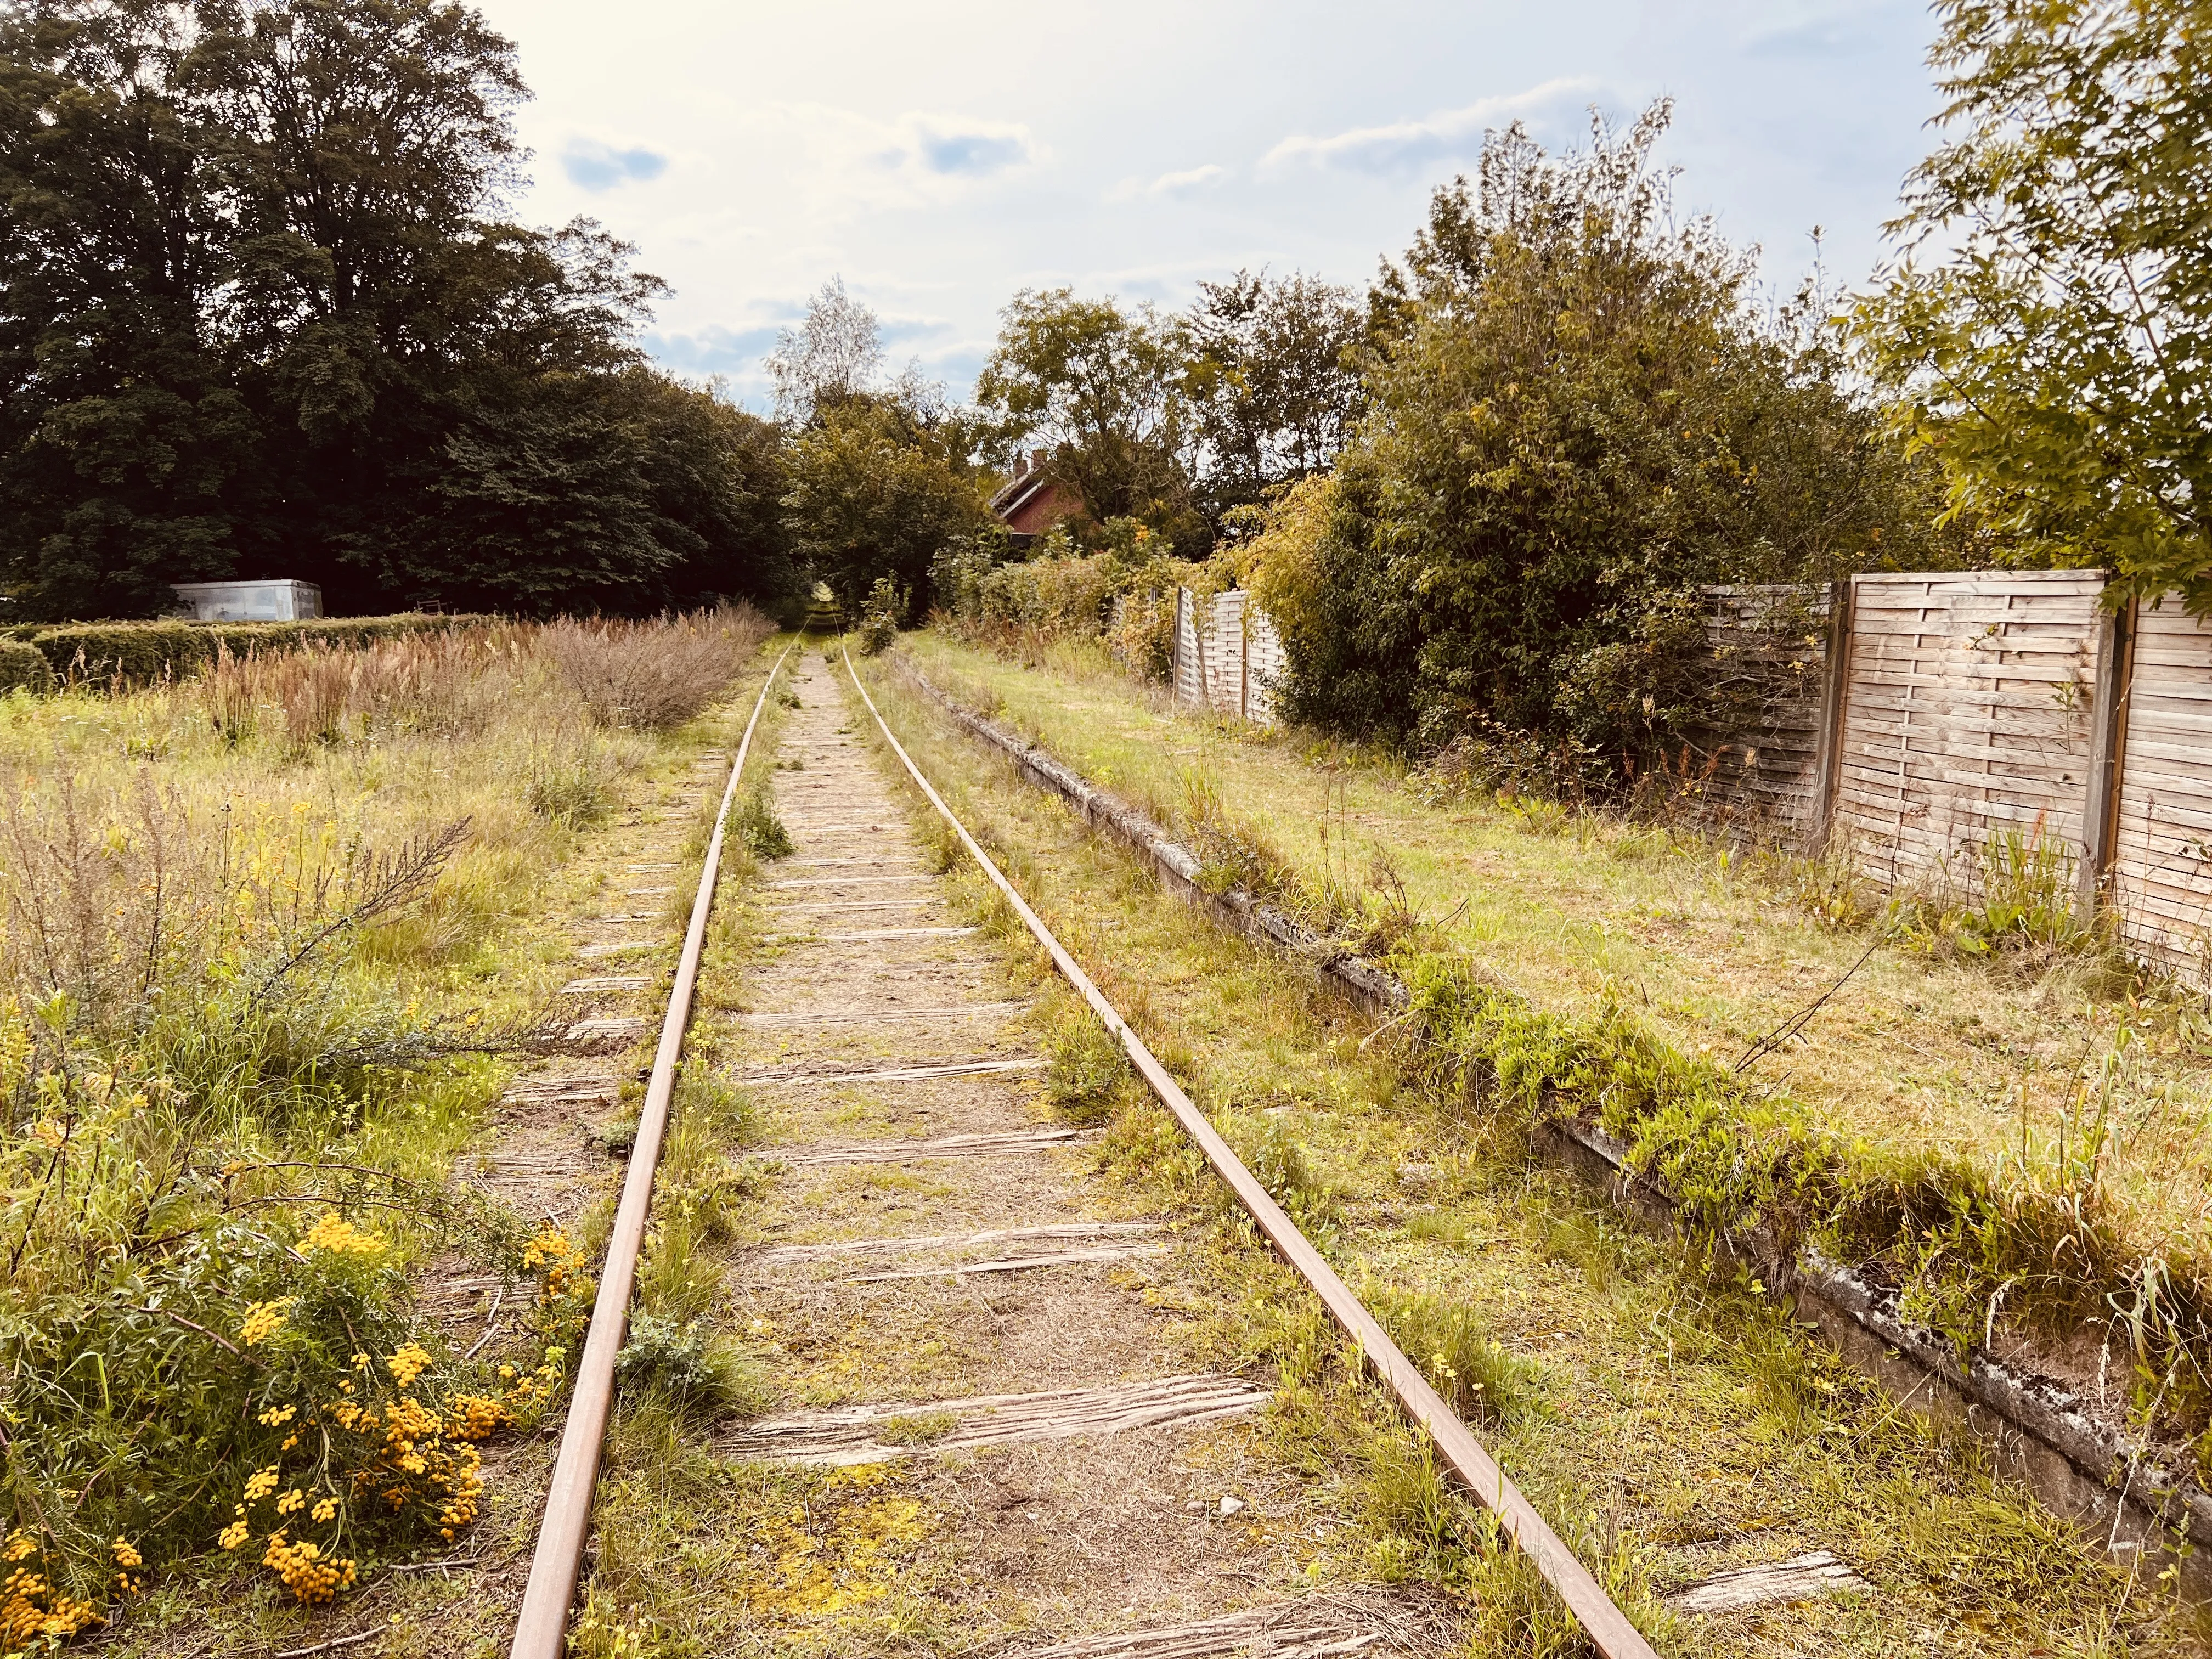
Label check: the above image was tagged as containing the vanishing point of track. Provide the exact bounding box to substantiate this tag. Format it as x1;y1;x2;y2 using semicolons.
505;645;1656;1659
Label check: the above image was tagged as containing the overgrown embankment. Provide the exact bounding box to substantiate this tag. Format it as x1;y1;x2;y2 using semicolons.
851;647;2183;1657
893;631;2212;1496
0;609;768;1645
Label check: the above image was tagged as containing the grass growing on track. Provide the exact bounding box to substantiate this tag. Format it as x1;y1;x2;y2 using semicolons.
848;649;2199;1658
896;631;2212;1485
896;631;2212;1266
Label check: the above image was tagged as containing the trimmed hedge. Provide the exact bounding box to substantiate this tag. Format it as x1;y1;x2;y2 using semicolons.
0;639;55;693
24;614;490;687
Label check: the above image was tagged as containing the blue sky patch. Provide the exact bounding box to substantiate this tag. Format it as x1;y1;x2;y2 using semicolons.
561;140;669;192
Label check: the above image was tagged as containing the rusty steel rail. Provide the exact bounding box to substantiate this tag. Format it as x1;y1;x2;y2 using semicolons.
509;644;793;1659
843;646;1660;1659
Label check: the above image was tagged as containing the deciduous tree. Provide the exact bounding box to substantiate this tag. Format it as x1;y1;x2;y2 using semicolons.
975;287;1201;549
1854;0;2212;604
1181;269;1362;524
0;0;787;618
1249;105;1956;755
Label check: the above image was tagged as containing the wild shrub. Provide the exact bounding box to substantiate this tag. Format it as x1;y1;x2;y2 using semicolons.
0;608;771;1622
1043;1011;1128;1124
854;576;904;657
541;606;772;730
932;522;1193;682
613;1313;757;1417
0;641;52;695
1244;109;1959;758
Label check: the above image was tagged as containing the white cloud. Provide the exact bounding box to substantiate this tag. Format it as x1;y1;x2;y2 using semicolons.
718;104;1046;219
1261;77;1602;175
1110;162;1229;201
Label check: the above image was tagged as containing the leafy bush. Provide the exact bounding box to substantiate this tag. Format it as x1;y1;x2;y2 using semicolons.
0;641;53;694
933;521;1193;681
854;575;903;657
613;1313;714;1402
1888;821;2103;966
27;614;487;688
1245;109;1960;758
736;781;793;860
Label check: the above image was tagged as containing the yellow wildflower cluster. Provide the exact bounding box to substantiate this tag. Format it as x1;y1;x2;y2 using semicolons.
111;1537;143;1596
238;1297;293;1347
301;1212;388;1259
522;1225;575;1295
447;1393;516;1442
315;1351;492;1543
493;1346;568;1411
261;1533;356;1604
1;1531;101;1646
386;1341;432;1389
741;1467;933;1617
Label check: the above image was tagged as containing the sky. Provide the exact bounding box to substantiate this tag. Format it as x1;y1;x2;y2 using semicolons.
470;0;1950;411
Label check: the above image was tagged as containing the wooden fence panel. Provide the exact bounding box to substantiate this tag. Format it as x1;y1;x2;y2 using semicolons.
1171;589;1281;726
1205;590;1247;717
1696;584;1831;831
1172;590;1205;710
1244;603;1285;726
1831;572;2103;887
2111;600;2212;975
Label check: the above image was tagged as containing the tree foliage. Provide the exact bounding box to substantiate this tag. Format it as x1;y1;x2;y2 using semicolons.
1247;105;1958;755
780;393;992;620
974;287;1204;549
1182;269;1362;524
0;0;786;619
1853;0;2212;605
764;275;884;425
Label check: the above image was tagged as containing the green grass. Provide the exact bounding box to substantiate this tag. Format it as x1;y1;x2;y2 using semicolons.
1;621;784;1651
893;633;2212;1455
844;645;2203;1657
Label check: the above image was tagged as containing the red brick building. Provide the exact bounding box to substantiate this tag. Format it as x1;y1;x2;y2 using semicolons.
989;449;1080;543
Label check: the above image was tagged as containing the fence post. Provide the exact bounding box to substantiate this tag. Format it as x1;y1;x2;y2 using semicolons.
1807;577;1855;853
1238;592;1250;721
1171;588;1184;709
2078;588;2136;910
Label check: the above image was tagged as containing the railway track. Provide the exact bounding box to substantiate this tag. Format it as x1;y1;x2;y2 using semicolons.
505;645;1660;1658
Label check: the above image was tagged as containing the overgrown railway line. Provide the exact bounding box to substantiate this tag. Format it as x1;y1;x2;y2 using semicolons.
492;644;1673;1659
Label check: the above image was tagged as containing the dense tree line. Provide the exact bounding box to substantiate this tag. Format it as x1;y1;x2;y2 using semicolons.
0;0;789;620
13;0;2186;738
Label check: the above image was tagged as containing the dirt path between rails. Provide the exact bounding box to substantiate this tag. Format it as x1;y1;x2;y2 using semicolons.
585;653;1469;1656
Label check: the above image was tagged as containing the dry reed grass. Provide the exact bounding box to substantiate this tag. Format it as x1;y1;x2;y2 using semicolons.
540;606;774;730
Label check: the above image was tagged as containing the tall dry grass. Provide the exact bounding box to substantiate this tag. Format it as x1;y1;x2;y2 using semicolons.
539;606;774;730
